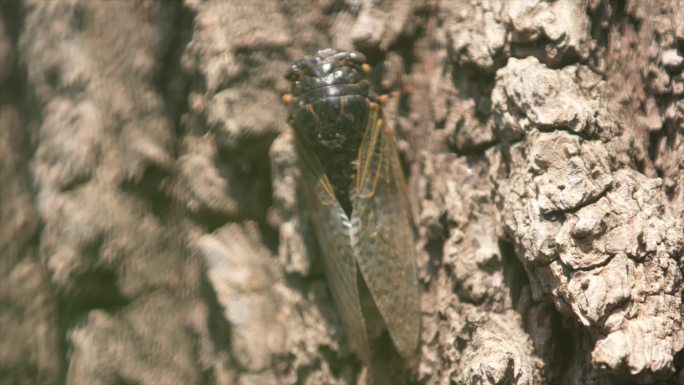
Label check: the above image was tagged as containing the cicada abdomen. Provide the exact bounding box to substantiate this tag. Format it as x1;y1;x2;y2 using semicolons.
284;49;420;365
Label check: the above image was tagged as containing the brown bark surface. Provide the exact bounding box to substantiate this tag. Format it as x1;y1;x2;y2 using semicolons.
1;1;683;384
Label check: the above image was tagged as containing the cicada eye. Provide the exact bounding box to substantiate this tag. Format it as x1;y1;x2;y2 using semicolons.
347;51;367;64
285;65;301;81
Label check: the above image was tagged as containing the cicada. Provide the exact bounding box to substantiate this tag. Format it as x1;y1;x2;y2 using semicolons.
284;49;420;364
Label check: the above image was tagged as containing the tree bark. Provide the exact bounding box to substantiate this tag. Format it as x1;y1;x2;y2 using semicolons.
1;0;683;384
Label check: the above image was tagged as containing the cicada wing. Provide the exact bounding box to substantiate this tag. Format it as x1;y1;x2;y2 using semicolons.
295;136;372;363
351;103;420;361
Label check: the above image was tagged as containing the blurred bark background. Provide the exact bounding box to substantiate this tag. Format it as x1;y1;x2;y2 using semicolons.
1;0;683;384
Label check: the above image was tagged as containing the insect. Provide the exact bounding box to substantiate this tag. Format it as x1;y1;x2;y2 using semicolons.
284;49;420;364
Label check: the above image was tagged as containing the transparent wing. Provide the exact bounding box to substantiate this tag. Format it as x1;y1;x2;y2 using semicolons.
351;102;420;360
295;136;371;363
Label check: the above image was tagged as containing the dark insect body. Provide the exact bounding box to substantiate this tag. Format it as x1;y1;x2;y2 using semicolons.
285;50;371;214
285;49;420;366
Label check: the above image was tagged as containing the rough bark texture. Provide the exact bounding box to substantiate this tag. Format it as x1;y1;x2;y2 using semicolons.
1;1;683;384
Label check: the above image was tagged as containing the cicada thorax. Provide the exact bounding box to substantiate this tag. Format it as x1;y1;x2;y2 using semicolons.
286;49;374;214
289;90;370;214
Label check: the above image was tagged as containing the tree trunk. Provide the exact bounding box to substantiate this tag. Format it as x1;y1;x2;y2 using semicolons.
1;0;683;384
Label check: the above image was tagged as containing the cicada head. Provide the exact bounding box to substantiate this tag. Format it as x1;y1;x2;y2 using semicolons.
285;49;369;96
285;49;374;153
